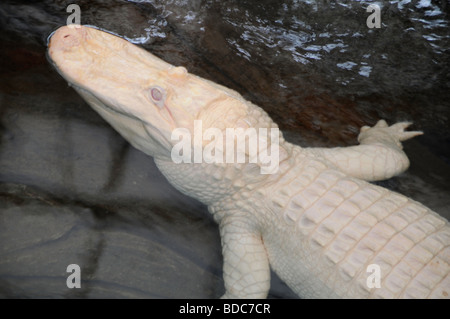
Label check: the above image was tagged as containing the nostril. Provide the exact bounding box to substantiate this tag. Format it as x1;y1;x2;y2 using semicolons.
50;26;86;50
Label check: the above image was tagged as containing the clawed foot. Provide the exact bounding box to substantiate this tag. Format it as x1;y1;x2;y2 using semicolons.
358;119;423;148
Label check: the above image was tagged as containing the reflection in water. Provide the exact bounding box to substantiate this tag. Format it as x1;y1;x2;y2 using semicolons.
131;0;448;88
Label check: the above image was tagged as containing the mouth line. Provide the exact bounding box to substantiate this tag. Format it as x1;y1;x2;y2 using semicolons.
48;54;171;136
72;84;144;123
71;83;175;153
46;54;136;122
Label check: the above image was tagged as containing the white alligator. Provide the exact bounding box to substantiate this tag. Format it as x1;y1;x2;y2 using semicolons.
48;25;449;299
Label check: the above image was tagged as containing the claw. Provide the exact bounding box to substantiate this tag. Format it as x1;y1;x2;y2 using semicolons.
359;120;423;145
391;122;412;131
375;119;388;128
390;122;422;141
399;130;423;141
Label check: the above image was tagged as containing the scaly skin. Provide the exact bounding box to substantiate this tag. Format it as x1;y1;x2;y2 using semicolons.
48;25;449;299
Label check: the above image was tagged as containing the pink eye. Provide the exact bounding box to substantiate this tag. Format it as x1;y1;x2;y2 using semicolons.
151;88;163;100
149;86;166;108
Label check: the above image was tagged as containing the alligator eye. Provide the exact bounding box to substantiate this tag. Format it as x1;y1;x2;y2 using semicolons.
149;86;166;108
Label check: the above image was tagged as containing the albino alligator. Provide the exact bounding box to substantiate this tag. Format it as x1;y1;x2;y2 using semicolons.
48;25;449;299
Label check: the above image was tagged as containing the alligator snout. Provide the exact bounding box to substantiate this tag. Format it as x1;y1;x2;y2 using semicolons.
49;25;86;52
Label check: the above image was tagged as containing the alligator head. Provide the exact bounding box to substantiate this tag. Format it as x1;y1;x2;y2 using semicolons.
48;25;272;163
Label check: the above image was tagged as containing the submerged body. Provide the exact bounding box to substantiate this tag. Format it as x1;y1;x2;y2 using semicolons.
48;25;449;298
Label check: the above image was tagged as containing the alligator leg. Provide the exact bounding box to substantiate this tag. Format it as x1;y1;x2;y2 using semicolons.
219;215;270;298
309;120;423;181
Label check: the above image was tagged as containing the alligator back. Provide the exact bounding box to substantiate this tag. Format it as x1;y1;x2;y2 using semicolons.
262;155;450;298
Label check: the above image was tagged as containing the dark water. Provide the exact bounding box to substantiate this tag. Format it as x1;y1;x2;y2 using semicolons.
0;0;449;298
